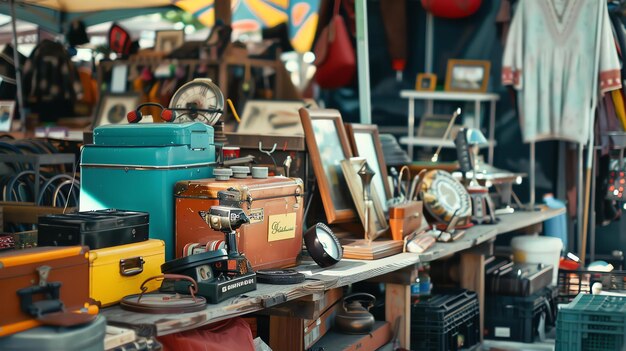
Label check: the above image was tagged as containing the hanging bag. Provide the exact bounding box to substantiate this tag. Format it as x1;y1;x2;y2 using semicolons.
421;0;482;19
313;0;356;89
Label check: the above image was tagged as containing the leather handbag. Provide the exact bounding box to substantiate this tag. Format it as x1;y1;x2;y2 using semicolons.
314;0;356;89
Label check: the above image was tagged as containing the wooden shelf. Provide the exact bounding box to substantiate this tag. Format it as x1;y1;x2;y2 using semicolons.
400;90;500;102
101;208;564;338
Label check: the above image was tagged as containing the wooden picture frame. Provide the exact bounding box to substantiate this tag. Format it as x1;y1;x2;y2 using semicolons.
0;100;16;132
345;123;392;214
416;73;437;91
155;30;184;54
444;59;491;93
237;100;305;135
299;108;356;223
340;157;389;241
92;93;141;129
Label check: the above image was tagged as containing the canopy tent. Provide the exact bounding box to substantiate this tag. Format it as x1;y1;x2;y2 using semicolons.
0;0;181;132
0;16;56;46
0;1;176;34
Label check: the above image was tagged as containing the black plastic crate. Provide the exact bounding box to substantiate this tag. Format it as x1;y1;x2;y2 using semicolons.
484;286;558;343
411;289;480;351
557;269;626;304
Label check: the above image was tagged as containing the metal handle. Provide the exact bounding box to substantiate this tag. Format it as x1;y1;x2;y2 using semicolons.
343;292;376;310
397;166;410;201
119;256;145;277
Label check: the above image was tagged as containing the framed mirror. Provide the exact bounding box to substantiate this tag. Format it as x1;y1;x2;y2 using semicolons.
299;108;356;223
345;123;392;213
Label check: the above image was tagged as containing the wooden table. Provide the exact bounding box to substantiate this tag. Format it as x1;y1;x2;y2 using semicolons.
102;207;565;349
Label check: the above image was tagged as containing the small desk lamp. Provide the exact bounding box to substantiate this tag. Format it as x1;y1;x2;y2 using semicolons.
463;128;497;224
466;128;489;187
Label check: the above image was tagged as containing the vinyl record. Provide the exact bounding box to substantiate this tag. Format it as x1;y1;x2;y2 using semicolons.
120;292;206;314
256;269;306;285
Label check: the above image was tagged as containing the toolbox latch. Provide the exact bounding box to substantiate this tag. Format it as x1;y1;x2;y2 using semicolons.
294;185;303;206
218;188;252;209
119;256;145;276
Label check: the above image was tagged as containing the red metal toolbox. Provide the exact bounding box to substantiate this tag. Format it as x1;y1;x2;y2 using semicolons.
175;176;304;270
0;246;91;337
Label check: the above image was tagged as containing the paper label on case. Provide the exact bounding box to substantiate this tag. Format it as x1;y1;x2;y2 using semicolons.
268;213;296;242
249;208;264;224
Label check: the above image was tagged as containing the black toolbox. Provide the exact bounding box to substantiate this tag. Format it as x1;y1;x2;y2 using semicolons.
485;256;553;296
484;286;558;343
411;289;480;351
38;209;149;249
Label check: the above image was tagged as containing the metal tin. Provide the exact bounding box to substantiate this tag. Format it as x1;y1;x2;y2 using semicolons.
231;166;250;179
214;168;233;181
252;166;269;179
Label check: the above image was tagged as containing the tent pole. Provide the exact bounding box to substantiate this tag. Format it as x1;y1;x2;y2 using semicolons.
355;0;371;124
10;0;26;134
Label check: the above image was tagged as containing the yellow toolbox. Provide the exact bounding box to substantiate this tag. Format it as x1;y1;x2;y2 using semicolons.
89;239;165;307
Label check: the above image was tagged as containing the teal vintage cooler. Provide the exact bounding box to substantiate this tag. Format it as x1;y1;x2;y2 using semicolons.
80;122;215;259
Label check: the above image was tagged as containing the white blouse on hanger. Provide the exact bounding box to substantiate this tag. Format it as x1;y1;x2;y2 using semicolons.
502;0;621;144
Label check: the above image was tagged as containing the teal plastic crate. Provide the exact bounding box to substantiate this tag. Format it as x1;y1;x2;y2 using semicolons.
556;294;626;351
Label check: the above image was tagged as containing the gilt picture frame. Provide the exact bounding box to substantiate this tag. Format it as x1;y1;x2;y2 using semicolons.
444;59;491;93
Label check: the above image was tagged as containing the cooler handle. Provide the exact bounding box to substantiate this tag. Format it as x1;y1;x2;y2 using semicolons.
119;256;145;276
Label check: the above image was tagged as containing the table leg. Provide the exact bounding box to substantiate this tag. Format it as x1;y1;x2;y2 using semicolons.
385;283;411;349
407;98;415;160
270;316;304;351
460;251;485;342
474;100;481;130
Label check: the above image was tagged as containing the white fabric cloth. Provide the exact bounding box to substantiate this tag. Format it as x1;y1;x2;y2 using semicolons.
502;0;622;143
